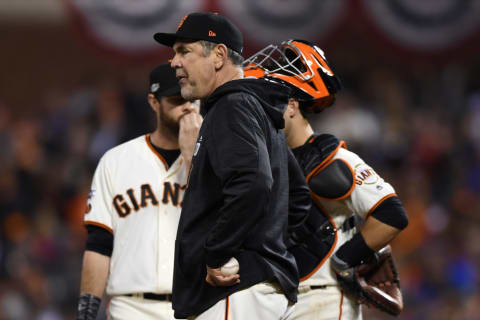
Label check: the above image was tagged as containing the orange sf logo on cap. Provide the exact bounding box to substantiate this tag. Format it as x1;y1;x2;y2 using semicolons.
177;15;187;31
208;30;216;37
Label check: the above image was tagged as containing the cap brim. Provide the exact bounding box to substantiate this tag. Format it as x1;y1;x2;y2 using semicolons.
153;32;178;47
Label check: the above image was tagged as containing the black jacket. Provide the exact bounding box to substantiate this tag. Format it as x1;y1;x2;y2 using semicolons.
172;78;310;318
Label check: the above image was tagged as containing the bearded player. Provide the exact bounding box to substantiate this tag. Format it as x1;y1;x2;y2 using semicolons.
76;63;202;320
244;40;408;319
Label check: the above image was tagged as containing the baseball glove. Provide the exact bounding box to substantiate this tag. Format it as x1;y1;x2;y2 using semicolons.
331;245;403;316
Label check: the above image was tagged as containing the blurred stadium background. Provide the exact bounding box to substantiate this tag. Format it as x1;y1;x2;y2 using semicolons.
1;0;480;319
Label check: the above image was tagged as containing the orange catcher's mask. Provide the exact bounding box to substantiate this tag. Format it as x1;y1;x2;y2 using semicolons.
243;39;341;113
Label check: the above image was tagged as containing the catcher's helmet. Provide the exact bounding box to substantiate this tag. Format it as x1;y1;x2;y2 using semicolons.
243;40;341;113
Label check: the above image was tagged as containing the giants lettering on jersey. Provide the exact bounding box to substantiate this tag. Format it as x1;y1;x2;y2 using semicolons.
112;182;187;217
355;163;379;185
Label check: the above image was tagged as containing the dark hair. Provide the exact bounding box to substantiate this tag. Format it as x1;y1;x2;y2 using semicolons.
198;40;244;66
285;83;322;118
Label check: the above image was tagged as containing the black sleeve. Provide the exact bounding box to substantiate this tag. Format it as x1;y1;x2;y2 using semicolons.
204;96;273;268
287;149;311;232
334;232;375;267
85;225;114;257
371;196;409;230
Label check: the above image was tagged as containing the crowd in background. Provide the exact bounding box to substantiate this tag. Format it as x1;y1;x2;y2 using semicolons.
0;47;479;319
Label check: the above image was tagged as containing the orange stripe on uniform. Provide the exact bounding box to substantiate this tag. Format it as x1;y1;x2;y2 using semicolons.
365;193;397;219
309;158;356;202
300;199;337;281
225;296;230;320
145;134;169;170
300;141;347;281
338;291;344;320
305;141;346;183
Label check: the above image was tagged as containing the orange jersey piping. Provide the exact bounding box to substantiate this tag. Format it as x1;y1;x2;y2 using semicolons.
299;197;338;282
145;134;169;170
310;158;356;201
338;291;344;320
225;296;230;320
299;140;346;281
305;140;346;183
365;193;397;219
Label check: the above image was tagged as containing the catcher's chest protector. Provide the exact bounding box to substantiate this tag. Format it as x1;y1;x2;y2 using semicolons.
291;134;347;280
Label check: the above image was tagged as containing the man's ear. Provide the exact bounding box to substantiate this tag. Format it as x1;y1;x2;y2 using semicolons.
213;44;228;70
286;98;300;118
148;93;160;113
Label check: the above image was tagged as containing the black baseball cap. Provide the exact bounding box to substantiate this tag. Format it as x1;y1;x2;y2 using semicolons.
154;12;243;54
149;63;181;97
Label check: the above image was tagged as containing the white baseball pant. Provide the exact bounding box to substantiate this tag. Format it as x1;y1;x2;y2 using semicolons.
109;295;182;320
190;281;295;320
285;285;362;320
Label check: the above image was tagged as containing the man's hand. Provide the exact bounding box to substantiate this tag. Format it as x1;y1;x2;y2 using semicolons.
179;111;203;169
205;265;240;287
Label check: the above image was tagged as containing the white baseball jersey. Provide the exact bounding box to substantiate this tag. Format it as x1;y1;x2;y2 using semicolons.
289;145;397;320
303;146;396;287
84;134;188;295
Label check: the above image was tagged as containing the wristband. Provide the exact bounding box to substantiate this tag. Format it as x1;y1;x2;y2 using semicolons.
77;293;101;320
335;232;375;267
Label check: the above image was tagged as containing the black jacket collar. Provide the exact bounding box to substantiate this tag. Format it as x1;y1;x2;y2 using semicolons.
204;78;291;129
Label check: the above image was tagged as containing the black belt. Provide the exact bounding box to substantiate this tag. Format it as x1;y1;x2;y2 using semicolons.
310;285;327;290
126;293;172;301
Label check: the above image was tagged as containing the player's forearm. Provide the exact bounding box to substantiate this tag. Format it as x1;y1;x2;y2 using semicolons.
362;196;408;251
77;251;109;320
360;217;401;251
80;250;110;297
334;216;402;267
182;156;193;174
334;217;402;268
179;111;202;171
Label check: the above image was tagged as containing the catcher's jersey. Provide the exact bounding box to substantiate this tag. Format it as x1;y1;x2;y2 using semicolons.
303;145;396;287
84;134;188;295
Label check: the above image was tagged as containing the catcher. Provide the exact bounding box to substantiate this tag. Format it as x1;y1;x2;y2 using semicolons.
244;40;408;319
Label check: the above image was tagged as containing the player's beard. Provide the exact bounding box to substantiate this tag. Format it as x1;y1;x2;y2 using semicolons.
158;107;179;138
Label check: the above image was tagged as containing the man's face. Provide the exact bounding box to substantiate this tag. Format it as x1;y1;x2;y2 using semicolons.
171;41;216;101
158;95;199;134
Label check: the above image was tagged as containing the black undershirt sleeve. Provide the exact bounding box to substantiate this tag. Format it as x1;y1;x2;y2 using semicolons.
85;225;114;257
370;196;409;230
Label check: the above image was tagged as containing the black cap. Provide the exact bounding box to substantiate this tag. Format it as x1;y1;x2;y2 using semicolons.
154;12;243;54
149;63;181;97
